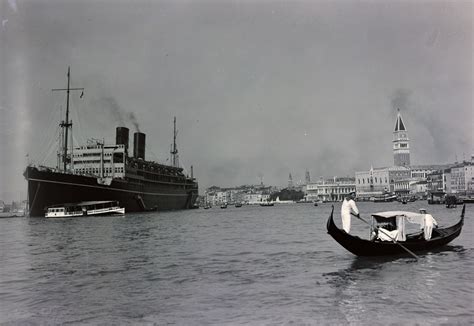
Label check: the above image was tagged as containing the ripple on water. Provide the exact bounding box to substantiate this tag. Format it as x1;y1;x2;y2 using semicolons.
0;203;472;324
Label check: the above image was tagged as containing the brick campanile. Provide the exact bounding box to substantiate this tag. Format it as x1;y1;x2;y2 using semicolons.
393;109;411;167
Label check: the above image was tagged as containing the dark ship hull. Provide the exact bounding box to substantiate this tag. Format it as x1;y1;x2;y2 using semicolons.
25;166;198;216
25;68;198;216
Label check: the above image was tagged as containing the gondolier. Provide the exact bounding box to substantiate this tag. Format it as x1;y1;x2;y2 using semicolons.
419;209;438;240
341;192;359;233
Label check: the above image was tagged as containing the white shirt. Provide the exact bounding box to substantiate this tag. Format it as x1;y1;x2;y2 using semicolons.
341;198;359;233
423;213;438;240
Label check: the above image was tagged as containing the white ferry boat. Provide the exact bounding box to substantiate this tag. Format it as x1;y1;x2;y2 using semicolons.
46;201;125;218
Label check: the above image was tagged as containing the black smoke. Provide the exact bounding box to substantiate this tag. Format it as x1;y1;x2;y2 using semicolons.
128;112;141;132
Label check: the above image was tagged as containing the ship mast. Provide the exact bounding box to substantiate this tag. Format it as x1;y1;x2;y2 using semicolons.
52;67;84;172
170;116;178;167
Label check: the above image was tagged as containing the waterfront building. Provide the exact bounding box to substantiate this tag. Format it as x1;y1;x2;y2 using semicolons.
305;177;356;202
427;169;452;194
393;179;410;196
393;110;410;167
410;180;428;196
244;192;271;204
355;166;411;199
450;160;474;194
410;165;446;179
204;184;277;205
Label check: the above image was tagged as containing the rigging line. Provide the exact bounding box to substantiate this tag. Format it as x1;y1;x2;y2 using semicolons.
36;107;57;149
70;94;87;146
39;132;60;166
144;144;163;164
34;105;61;160
178;153;192;175
40;126;61;164
35;124;60;164
33;92;66;163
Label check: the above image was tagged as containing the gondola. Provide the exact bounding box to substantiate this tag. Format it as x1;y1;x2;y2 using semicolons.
327;205;465;257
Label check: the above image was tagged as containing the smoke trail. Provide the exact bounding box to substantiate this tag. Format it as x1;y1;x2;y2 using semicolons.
389;88;455;161
128;112;140;132
95;97;125;126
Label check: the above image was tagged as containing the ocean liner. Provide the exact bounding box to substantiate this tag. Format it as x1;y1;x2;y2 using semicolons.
24;67;198;216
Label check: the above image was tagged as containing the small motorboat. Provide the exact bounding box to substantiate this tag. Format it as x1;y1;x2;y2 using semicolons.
46;201;125;218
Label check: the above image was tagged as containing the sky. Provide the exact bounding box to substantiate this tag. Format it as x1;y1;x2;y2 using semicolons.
0;0;472;201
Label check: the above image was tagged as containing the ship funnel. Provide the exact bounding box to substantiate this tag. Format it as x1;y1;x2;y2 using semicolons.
116;127;129;151
133;132;146;160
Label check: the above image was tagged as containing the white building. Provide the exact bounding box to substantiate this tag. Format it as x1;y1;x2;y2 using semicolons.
410;180;428;195
355;165;411;199
450;161;474;194
305;177;356;202
244;193;270;204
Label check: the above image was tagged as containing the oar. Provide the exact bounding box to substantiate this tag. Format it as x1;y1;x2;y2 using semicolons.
351;213;419;260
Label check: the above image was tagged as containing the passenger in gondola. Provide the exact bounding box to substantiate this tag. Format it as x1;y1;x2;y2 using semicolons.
341;192;359;233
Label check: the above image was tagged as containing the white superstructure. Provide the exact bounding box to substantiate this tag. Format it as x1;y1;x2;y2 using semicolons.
71;142;126;178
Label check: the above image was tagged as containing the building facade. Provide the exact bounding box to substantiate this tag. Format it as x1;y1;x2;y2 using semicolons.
204;185;276;206
355;166;411;199
450;161;474;194
427;169;452;194
305;177;356;202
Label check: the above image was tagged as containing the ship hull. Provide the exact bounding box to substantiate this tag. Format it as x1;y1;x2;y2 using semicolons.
25;166;198;217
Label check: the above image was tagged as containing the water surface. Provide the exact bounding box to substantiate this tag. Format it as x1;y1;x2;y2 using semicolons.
1;202;472;324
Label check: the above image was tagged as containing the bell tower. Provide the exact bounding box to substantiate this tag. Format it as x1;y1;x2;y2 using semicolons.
393;109;410;167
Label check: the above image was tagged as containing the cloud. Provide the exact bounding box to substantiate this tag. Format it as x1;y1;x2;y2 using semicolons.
0;1;472;200
8;0;18;12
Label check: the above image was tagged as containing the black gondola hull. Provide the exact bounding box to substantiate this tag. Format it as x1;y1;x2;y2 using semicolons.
327;206;464;257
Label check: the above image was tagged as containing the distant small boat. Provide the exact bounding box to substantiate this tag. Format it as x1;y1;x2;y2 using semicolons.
220;203;228;209
445;195;458;208
0;212;26;218
372;194;397;202
260;202;274;207
235;203;242;208
46;201;125;218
